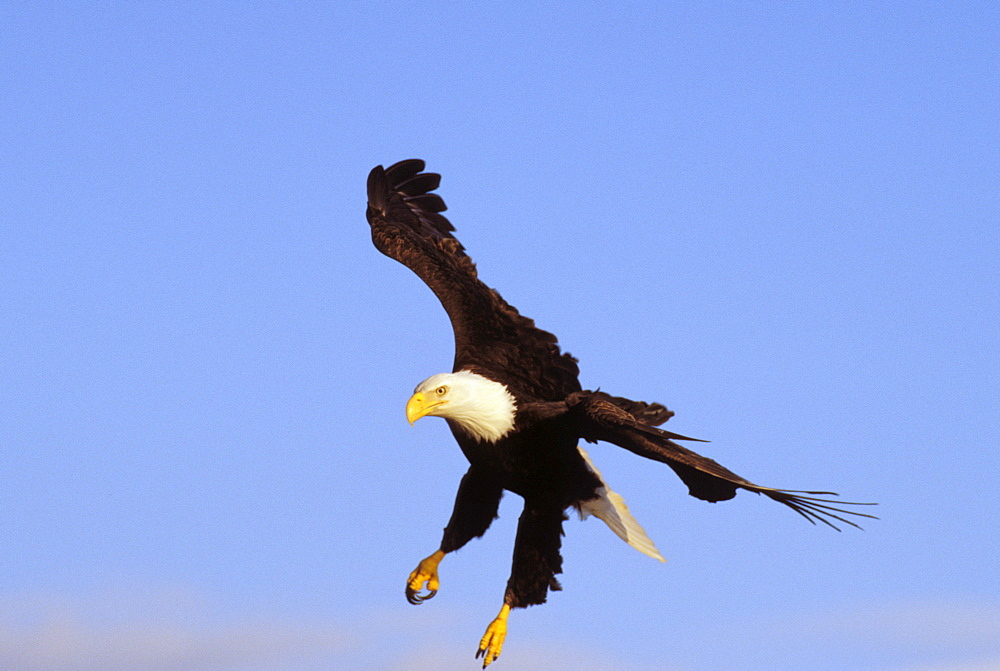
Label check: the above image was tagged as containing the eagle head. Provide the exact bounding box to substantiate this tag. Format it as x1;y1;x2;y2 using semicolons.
406;370;517;443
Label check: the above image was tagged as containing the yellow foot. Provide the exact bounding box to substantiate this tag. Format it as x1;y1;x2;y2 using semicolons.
405;550;445;604
475;604;510;668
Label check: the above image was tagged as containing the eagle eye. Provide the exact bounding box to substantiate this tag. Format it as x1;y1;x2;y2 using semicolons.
435;385;448;396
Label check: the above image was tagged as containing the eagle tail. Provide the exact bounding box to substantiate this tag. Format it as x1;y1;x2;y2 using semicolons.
576;446;666;562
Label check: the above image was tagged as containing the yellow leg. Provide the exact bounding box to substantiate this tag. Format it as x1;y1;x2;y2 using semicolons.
476;603;510;668
406;549;445;604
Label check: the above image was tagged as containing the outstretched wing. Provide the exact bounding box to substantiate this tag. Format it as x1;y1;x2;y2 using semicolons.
566;393;877;530
366;159;580;400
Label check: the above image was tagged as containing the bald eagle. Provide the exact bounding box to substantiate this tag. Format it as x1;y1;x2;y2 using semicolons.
365;159;874;667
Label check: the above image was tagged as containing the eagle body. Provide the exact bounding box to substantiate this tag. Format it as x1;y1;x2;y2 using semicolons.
451;411;599;509
364;159;874;667
410;369;606;607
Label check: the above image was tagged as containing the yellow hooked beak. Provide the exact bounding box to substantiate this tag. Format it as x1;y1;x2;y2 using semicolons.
406;391;445;425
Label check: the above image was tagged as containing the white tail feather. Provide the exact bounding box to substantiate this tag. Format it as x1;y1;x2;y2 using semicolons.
576;446;666;562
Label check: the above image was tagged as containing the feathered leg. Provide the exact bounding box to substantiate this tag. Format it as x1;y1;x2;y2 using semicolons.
406;465;503;604
476;502;566;667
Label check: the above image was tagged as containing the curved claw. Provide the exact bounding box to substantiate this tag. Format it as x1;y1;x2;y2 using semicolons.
476;604;510;668
405;585;437;605
405;550;445;606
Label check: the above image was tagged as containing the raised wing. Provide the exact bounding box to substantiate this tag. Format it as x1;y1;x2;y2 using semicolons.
366;160;581;400
566;393;877;530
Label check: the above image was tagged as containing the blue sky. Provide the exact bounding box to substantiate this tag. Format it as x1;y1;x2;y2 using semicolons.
2;3;998;670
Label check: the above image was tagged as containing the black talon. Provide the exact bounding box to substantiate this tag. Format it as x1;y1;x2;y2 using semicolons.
406;587;436;604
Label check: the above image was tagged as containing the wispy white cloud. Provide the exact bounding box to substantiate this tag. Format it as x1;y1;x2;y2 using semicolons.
0;587;356;671
900;661;1000;671
737;599;1000;671
804;599;1000;648
0;586;674;671
3;588;996;671
391;635;677;671
866;601;1000;671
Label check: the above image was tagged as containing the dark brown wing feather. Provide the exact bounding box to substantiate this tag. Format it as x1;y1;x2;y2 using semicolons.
366;160;581;400
566;393;877;530
588;391;675;426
